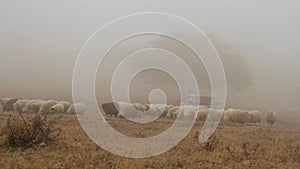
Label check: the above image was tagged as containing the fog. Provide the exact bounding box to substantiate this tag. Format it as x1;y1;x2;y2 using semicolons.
0;0;299;115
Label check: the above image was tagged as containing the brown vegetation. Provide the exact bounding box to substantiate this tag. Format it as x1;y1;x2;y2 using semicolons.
0;112;299;169
2;113;60;148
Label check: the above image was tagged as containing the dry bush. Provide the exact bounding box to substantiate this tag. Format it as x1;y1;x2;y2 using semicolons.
2;113;61;147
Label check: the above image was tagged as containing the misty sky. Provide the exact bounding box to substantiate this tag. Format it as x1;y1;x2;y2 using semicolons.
0;0;299;114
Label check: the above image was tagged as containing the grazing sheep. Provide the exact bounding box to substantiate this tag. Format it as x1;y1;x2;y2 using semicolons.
22;100;36;113
49;103;65;114
21;100;44;114
101;102;119;116
117;102;143;118
223;108;248;125
66;103;86;115
166;106;180;118
235;110;248;125
179;105;198;119
58;101;71;113
132;103;148;112
197;107;222;122
38;100;58;114
266;111;276;127
207;108;223;122
1;98;19;112
152;104;172;117
29;100;45;114
196;107;209;121
163;105;173;117
199;105;209;109
247;110;262;125
146;104;170;117
222;108;234;121
13;99;30;113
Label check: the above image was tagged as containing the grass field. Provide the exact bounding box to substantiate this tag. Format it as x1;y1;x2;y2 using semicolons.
0;112;299;169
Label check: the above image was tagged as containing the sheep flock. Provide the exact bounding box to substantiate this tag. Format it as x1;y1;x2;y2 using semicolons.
0;98;276;126
0;97;86;115
100;101;276;126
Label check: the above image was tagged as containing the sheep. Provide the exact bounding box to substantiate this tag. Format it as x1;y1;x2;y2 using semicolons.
22;100;35;113
207;108;223;123
234;110;248;125
223;108;248;125
132;103;148;112
199;105;209;109
222;108;233;121
22;100;44;113
151;104;173;117
179;105;198;119
38;100;58;114
163;105;173;117
29;100;44;114
13;99;30;113
196;107;209;121
247;110;262;125
0;98;19;112
101;102;119;116
196;107;222;122
266;111;276;127
49;103;65;114
171;105;201;120
66;103;86;115
144;104;165;117
117;102;143;118
58;101;71;113
166;106;181;118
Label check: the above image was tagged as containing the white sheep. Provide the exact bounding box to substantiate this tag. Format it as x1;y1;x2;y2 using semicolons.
38;100;58;114
196;107;209;121
164;105;173;117
166;106;181;118
197;107;222;122
22;100;36;113
207;108;223;123
266;111;276;127
117;102;142;118
179;105;198;119
66;103;86;115
222;108;234;121
58;101;72;113
223;108;248;125
145;104;167;117
132;103;148;112
22;100;44;114
199;105;209;109
13;99;30;113
153;104;173;117
247;110;262;125
30;100;45;113
49;103;65;114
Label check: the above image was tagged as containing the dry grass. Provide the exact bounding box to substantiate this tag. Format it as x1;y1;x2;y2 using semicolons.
0;112;299;169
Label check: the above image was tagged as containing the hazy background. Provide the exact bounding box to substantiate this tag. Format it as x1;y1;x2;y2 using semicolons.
0;0;299;115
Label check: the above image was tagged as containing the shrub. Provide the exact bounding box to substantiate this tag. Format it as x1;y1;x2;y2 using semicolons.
2;113;61;147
